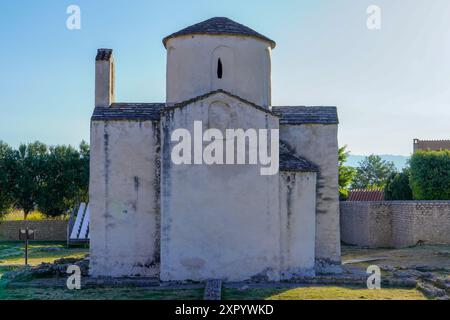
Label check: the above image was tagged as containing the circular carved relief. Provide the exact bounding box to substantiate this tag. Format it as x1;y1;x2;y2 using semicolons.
208;101;237;133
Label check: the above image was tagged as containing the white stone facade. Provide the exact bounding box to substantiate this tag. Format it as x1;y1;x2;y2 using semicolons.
89;17;340;281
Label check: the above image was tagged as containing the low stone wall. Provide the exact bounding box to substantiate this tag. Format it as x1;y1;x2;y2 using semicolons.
0;220;68;241
340;201;450;248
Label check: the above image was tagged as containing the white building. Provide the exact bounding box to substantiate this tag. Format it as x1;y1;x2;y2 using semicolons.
89;17;341;281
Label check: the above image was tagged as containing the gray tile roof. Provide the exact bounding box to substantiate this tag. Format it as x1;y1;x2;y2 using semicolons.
91;96;338;128
163;17;276;48
272;106;338;125
91;103;165;121
96;49;113;61
91;90;278;122
279;141;318;173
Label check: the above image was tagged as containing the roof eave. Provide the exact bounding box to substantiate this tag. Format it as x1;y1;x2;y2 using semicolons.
163;89;279;118
163;33;276;49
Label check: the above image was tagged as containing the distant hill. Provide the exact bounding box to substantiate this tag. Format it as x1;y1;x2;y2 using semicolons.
347;155;410;171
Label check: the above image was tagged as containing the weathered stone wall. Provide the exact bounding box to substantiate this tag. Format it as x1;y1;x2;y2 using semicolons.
340;202;392;248
391;202;450;248
340;201;450;248
339;202;371;247
89;120;160;277
0;220;67;241
279;172;316;278
279;124;341;272
160;92;281;282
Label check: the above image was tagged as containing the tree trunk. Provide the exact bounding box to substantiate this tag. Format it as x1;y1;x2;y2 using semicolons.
24;210;29;220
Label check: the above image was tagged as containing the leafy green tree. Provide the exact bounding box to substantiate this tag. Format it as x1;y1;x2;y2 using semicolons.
0;141;15;218
385;168;413;200
352;155;397;190
338;146;356;200
410;150;450;200
36;142;89;217
10;142;47;219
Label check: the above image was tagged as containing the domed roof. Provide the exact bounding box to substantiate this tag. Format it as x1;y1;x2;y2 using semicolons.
163;17;276;48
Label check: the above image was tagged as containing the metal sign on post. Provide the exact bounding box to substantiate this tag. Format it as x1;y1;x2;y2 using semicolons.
19;228;35;266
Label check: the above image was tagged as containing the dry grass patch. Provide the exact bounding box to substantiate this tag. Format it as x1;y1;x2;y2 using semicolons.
1;210;68;221
223;285;427;300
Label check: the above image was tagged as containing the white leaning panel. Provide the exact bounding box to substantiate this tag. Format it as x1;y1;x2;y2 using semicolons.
79;204;90;240
70;203;86;240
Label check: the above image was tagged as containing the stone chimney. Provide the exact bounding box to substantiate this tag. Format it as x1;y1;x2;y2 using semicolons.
95;49;115;108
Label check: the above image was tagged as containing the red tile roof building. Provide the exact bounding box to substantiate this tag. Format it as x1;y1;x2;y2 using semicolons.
347;189;385;201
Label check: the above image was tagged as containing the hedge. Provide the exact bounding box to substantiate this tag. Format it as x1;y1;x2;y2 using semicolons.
409;150;450;200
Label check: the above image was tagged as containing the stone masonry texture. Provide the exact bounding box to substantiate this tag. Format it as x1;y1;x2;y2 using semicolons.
0;220;68;241
340;201;450;248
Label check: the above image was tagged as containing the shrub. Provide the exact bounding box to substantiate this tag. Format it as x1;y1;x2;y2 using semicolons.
385;168;413;200
410;150;450;200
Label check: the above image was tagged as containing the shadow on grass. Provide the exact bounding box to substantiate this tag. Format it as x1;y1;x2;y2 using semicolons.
0;287;204;300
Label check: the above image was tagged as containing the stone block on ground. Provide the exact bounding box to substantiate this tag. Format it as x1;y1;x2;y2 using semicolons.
204;279;222;300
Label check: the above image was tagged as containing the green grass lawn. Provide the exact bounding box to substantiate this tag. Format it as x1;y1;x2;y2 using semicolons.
0;287;204;300
0;242;87;266
0;241;89;298
223;286;427;300
0;242;434;300
0;242;203;300
0;265;18;281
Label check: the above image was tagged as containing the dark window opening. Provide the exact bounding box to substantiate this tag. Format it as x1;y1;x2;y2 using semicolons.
217;58;223;79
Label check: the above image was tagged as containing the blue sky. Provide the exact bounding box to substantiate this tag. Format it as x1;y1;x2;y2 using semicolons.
1;0;449;155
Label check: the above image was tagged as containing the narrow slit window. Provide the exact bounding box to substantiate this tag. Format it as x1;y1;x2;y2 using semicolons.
217;58;223;79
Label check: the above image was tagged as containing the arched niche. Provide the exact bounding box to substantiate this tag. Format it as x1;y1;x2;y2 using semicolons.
211;46;235;93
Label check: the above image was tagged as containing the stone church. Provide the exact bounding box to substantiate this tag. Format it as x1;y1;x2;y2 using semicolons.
89;17;340;281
